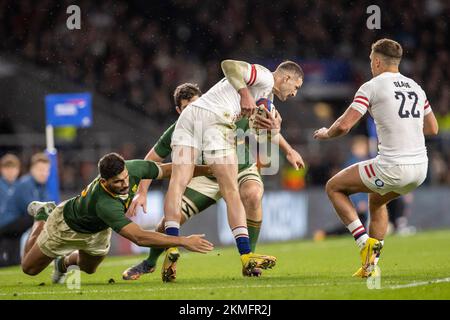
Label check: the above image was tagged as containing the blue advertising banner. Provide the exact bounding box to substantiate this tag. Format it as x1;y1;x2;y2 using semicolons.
45;93;92;127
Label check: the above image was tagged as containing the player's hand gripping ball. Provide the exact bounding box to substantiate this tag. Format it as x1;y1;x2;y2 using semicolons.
249;98;277;140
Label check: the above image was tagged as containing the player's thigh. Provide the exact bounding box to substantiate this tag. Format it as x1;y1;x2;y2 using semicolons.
77;250;106;274
171;105;202;153
209;163;239;195
167;149;198;192
171;145;199;166
22;243;53;275
327;163;372;195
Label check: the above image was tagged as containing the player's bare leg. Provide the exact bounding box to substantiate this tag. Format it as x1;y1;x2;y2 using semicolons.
239;180;264;276
22;243;54;276
23;221;45;257
164;146;197;226
208;153;275;275
21;221;52;275
162;145;197;282
326;164;372;225
52;250;105;283
369;192;400;240
22;201;57;276
353;191;401;278
325;164;382;275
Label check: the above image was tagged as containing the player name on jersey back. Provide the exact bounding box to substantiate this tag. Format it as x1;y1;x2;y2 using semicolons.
350;72;432;165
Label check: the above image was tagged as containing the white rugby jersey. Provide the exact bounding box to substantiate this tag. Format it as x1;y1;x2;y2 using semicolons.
350;72;432;165
191;63;274;122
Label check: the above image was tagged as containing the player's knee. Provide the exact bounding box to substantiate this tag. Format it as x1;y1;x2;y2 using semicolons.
22;263;40;276
325;178;337;196
80;265;97;274
220;186;240;202
241;186;263;210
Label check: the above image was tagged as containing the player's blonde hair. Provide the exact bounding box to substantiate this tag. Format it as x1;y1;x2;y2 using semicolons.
371;38;403;66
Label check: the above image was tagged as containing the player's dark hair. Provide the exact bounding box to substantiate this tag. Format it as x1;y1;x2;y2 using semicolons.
173;83;202;108
98;152;125;180
276;61;304;79
372;38;403;64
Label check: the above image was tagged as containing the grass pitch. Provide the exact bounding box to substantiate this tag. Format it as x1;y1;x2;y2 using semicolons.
1;229;450;300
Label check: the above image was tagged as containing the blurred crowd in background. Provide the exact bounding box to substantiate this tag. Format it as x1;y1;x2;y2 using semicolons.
0;0;449;194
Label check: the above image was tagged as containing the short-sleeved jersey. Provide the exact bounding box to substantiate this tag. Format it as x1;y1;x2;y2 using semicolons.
63;160;162;234
154;119;253;172
192;63;274;121
350;72;432;165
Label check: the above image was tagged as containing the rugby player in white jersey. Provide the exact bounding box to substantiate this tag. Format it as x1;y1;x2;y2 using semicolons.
314;38;439;277
164;60;304;277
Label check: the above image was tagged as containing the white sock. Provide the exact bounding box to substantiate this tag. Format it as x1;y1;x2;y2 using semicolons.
347;219;369;250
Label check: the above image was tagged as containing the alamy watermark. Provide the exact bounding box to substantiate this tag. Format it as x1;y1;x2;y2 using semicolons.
366;5;381;30
66;5;81;30
171;122;280;175
366;265;381;289
65;265;81;290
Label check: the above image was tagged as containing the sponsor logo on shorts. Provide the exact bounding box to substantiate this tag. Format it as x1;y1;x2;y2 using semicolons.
375;179;385;188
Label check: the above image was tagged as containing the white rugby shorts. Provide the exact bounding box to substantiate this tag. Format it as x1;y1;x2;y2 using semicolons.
358;157;428;195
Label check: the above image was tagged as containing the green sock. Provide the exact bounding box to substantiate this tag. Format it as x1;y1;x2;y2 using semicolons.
247;219;262;252
146;247;165;266
34;208;49;221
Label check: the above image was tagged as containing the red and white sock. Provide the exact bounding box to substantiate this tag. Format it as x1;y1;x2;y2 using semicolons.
347;220;369;249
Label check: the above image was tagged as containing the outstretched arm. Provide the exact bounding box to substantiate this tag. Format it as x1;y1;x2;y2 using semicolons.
314;107;363;140
119;222;214;253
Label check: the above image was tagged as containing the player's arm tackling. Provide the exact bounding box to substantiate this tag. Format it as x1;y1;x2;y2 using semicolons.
119;222;213;253
156;163;212;179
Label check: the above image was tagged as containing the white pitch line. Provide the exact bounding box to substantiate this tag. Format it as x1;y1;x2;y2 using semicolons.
3;276;450;297
0;282;336;297
388;277;450;290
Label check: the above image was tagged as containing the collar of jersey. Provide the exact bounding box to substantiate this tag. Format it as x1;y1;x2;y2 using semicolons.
100;181;129;201
378;71;401;78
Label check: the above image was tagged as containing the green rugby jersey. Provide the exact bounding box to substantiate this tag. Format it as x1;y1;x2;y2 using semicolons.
154;118;254;172
63;160;161;234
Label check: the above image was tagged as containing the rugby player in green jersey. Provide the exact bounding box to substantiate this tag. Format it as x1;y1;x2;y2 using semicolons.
21;153;213;282
123;83;305;282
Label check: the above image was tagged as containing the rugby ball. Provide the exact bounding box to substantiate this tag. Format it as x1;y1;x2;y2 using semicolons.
249;98;277;137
